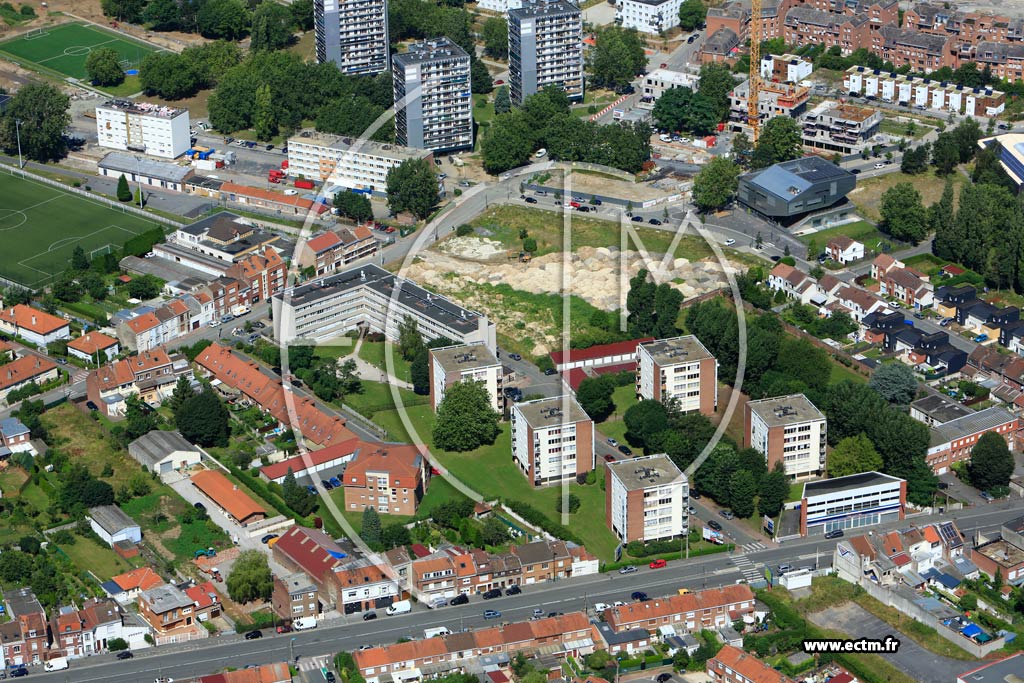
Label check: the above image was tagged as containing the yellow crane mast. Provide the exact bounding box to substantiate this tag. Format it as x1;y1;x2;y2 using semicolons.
748;0;762;144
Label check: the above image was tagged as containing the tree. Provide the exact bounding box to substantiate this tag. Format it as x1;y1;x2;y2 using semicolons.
929;176;956;252
471;56;493;94
731;131;752;164
139;52;202;100
398;317;425;361
197;0;250;39
0;83;70;162
386;158;438;219
751;117;802;169
588;26;647;91
124;395;157;441
869;362;918;404
126;274;161;299
411;348;430;395
692;157;740;212
382;523;412;549
167;376;194;415
969;431;1014;492
334;191;374;223
623;400;669;448
482;17;508;59
143;0;180;29
107;638;129;652
900;144;930;174
290;0;313;29
880;182;928;244
316;95;385;139
757;463;789;517
481;516;509;546
101;0;144;22
931;131;960;175
576;376;615;422
728;470;757;518
678;0;706;31
226;550;273;603
71;246;90;272
282;469;317;516
362;507;382;545
827;434;883;478
253;83;277;141
481;112;534;174
494;85;511;115
696;62;735;122
432;381;501;451
175;388;230;447
651;87;718;136
85;48;125;87
555;493;581;513
250;0;294;51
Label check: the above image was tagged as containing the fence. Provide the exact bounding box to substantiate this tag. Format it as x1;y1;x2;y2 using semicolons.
339;403;388;439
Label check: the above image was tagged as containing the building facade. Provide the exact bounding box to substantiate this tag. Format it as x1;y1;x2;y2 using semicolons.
606;454;688;544
800;471;906;536
844;66;1006;117
509;0;584;106
429;343;503;412
342;444;427;516
802;101;883;155
95;100;190;159
926;406;1018;474
393;38;474;153
745;394;827;479
636;336;717;414
615;0;684;35
314;0;389;75
638;69;699;108
511;396;594;486
286;133;432;195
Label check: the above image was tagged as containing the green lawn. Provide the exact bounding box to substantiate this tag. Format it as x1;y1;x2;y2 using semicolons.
0;22;159;81
473;94;496;124
358;341;412;384
902;253;948;277
341;379;428;418
829;360;868;385
799;220;886;252
0;170;164;288
597;383;641;451
55;535;140;580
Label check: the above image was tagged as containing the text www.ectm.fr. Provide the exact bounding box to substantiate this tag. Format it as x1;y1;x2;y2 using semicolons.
802;637;901;654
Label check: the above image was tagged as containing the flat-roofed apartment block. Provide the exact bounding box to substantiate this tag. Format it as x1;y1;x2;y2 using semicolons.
95;100;190;159
727;79;809;135
802;101;883;155
512;396;594;486
745;394;826;479
636;336;717;415
286;133;432;196
393;38;473;153
760;53;813;83
314;0;389;74
429;343;502;412
844;66;1005;117
614;0;684;35
509;0;584;106
638;69;699;109
800;471;906;536
978;134;1024;192
606;454;688;544
273;264;496;350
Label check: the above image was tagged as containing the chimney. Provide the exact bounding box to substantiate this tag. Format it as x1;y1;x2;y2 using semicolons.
31;316;36;326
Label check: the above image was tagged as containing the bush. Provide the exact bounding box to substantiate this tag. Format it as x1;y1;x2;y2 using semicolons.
506;500;582;545
555;493;580;513
456;224;473;237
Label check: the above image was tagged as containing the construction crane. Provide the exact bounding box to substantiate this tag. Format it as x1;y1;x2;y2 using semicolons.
748;0;762;144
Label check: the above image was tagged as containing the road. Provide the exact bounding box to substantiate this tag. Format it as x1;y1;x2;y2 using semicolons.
25;499;1022;683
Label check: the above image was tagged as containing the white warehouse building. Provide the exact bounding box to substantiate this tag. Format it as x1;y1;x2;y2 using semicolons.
96;100;190;159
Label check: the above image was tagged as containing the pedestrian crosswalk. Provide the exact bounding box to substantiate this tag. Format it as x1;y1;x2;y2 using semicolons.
739;541;767;552
297;655;330;673
731;553;764;583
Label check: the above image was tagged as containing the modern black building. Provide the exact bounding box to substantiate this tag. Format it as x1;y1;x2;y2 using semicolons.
737;156;856;219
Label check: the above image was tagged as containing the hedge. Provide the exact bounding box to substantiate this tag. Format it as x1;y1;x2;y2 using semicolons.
601;544;733;572
506;500;583;545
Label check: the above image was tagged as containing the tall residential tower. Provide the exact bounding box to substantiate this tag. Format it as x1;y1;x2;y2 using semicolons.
314;0;389;75
508;0;584;106
393;38;474;153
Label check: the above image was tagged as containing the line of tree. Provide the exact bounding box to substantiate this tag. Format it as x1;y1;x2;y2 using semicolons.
139;40;243;100
0;83;70;163
103;0;312;41
587;25;647;93
481;86;651;175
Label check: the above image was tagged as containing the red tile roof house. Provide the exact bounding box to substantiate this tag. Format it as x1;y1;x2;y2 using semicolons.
708;645;795;683
603;585;756;634
0;305;70;346
137;584;209;645
826;235;865;265
67;332;120;365
343;443;427;516
197;662;292;683
767;263;817;303
298;226;380;277
85;347;191;417
0;355;59;402
3;587;49;666
258;437;362;484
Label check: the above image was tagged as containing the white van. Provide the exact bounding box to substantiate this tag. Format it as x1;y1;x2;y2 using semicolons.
424;627;452;638
292;617;318;631
45;657;69;672
385;600;411;616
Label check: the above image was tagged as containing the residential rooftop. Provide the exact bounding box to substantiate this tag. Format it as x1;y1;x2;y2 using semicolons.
510;0;581;17
607;454;685;491
747;394;825;427
98;99;186;119
638;335;713;366
514;395;590;429
929;406;1016;447
431;343;500;373
99;153;192;183
911;394;972;424
287;132;428;161
393;37;469;66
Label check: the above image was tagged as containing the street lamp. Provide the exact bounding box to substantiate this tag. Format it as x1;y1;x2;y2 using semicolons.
290;636;296;663
14;119;23;169
134;155;145;209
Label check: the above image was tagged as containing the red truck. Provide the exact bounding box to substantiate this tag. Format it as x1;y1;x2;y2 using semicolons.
268;169;285;183
294;179;315;190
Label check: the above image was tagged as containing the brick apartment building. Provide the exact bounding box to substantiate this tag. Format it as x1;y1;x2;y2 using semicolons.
603;585;756;633
636;336;717;413
342;443;427;516
745;394;827;479
511;396;595;487
297;225;379;277
606;454;689;544
86;347;191;417
708;645;795;683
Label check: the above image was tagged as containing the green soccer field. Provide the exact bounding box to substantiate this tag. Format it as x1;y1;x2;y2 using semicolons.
0;23;157;81
0;170;165;289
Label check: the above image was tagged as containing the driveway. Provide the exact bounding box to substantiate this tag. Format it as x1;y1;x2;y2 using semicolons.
807;603;967;683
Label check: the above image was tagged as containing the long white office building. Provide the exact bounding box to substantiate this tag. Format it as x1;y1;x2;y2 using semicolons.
272;264;496;350
96;100;190;159
800;471;906;536
286;133;432;196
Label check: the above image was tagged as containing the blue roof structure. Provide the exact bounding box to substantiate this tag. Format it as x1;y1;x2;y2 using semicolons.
935;573;961;589
962;623;983;638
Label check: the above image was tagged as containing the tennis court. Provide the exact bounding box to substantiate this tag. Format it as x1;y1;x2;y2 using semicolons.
0;22;158;81
0;169;165;288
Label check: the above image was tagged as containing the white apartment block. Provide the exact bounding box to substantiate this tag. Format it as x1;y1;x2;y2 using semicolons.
639;69;699;108
272;264;496;351
511;396;594;487
393;38;474;153
843;66;1006;118
615;0;685;35
636;336;717;415
477;0;522;10
429;343;503;412
745;394;827;479
509;0;584;106
287;133;432;196
314;0;389;75
95;100;190;159
606;454;688;544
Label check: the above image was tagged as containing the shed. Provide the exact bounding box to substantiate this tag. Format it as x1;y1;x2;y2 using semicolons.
129;430;203;478
87;505;142;547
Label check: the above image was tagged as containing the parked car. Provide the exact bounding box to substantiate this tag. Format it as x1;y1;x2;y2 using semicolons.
245;630;262;640
86;401;99;411
690;491;700;499
10;669;27;678
594;602;610;612
649;559;667;569
362;611;377;621
260;535;277;544
321;479;333;490
194;502;206;511
544;368;557;375
707;520;722;531
688;506;697;515
619;565;638;575
656;674;673;683
266;144;274;151
874;162;885;169
509;353;522;361
525;197;538;204
505;585;522;596
449;594;469;606
617;445;632;456
532;608;544;618
631;215;644;222
724;238;735;246
720;509;735;520
494;79;504;85
483;609;501;619
329;477;342;488
607;438;618;447
824;529;845;539
777;564;791;574
980;491;995;501
631;591;649;601
482;588;502;600
648;218;662;225
325;672;336;683
116;651;134;660
305;485;317;494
